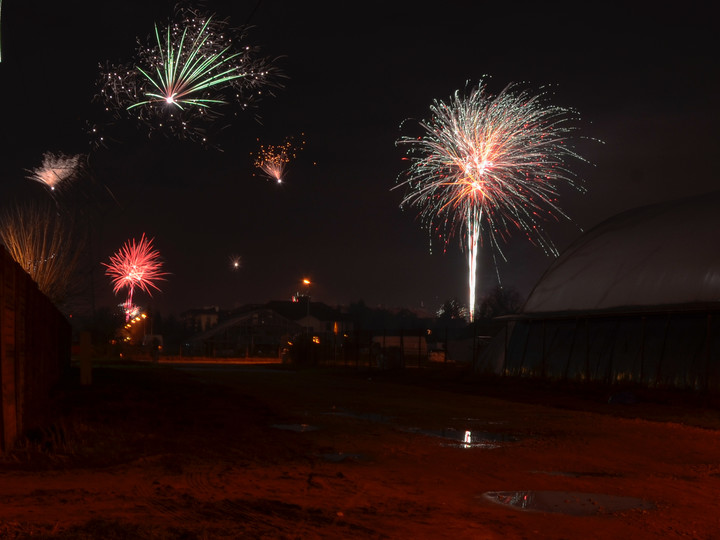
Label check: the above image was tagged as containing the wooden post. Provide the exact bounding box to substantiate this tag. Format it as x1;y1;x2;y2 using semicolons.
80;331;92;385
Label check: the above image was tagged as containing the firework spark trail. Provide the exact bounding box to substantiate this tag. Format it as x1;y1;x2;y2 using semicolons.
103;234;167;320
395;79;588;321
26;152;84;192
96;6;279;145
252;134;305;183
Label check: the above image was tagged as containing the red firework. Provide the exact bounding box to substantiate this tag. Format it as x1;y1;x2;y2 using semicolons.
104;234;166;318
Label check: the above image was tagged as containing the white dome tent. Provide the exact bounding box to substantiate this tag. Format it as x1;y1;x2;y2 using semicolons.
478;191;720;391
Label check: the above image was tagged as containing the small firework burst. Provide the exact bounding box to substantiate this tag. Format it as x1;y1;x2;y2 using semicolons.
252;134;305;183
26;152;84;192
395;78;589;321
122;303;141;320
103;234;167;320
229;254;242;271
96;5;281;146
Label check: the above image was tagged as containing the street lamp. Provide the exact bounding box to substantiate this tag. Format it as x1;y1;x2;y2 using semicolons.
302;279;311;334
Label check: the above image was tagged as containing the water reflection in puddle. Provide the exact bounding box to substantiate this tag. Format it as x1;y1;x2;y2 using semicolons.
324;408;393;424
483;490;655;516
295;408;516;449
271;423;319;432
402;427;516;448
318;452;364;463
533;470;622;478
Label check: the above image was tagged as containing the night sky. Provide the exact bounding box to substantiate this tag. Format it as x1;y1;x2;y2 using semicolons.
0;2;718;318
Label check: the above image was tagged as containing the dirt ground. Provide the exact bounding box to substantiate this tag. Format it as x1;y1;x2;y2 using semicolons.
1;360;719;539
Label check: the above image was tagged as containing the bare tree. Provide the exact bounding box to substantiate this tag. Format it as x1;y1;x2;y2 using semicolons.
0;201;85;306
477;285;522;320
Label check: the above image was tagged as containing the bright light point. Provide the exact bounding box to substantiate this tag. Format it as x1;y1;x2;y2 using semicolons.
165;95;175;104
229;255;242;271
303;279;311;285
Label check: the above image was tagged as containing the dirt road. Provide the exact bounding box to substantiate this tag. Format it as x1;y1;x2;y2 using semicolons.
1;362;719;538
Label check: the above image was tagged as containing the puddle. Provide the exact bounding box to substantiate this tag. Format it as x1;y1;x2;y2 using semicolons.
318;452;365;463
533;470;622;479
483;490;655;516
452;418;507;426
402;427;516;448
271;423;318;432
324;408;393;424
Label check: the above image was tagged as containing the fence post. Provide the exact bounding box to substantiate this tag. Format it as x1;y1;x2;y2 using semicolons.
80;331;92;385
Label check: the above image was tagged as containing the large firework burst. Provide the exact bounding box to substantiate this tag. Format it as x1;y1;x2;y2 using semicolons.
396;79;588;321
103;234;167;320
96;5;280;146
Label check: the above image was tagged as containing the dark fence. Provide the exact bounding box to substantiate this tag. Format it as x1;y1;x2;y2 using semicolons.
0;246;71;452
478;310;720;392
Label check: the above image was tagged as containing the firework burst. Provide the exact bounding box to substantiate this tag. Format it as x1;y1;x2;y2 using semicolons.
395;78;589;321
26;152;84;193
96;5;280;146
103;234;167;320
252;134;305;183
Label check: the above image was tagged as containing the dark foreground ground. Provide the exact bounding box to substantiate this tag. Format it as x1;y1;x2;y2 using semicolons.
1;360;719;539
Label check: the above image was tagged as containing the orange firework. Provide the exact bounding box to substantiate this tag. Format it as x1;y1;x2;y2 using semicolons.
252;134;305;183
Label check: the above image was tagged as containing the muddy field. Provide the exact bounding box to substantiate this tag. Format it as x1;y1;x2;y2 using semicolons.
1;360;719;539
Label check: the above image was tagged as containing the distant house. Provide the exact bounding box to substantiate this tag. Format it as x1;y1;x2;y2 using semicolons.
186;300;352;358
180;306;222;334
266;300;351;336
